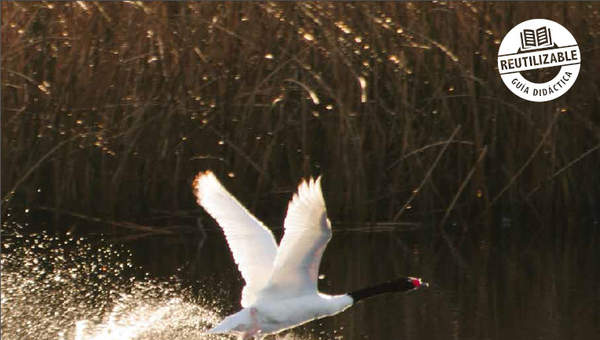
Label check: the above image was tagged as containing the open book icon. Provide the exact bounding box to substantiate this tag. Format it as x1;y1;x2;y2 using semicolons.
520;26;553;50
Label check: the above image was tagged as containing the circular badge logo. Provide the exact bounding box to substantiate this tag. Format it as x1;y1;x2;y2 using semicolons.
497;19;580;102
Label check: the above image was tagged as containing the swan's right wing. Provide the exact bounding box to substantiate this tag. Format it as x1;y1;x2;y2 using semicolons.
267;177;332;296
193;171;278;307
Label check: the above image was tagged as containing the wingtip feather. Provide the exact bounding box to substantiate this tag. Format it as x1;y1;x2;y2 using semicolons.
193;170;218;205
289;175;325;210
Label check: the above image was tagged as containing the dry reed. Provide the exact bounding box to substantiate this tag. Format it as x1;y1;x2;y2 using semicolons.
2;2;599;235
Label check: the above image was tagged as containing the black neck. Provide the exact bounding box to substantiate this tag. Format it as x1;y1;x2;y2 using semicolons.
348;277;419;303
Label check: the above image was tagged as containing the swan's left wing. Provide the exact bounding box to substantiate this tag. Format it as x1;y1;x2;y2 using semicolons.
193;170;278;307
267;177;331;296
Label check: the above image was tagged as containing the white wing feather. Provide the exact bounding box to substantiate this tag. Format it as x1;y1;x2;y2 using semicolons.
193;171;278;307
266;177;331;296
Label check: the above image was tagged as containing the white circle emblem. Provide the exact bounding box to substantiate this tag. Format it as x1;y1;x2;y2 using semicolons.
497;19;580;102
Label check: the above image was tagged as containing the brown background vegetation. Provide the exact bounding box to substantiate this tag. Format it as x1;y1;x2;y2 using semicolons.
2;2;599;235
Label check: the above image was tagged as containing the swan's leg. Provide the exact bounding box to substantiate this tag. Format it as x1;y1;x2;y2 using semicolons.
250;307;259;332
245;307;261;339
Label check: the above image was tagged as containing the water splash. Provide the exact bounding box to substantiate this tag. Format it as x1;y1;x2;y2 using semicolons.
70;295;219;340
1;223;320;340
0;223;221;340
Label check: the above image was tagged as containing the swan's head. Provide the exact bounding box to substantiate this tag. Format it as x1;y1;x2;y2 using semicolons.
348;276;429;302
390;277;429;291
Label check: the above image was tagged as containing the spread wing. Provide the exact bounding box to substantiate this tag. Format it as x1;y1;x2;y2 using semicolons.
193;171;278;307
266;177;332;296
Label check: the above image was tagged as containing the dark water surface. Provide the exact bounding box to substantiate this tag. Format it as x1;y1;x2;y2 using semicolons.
3;215;598;340
158;218;600;340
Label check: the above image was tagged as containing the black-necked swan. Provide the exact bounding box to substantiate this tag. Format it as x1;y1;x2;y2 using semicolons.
193;170;427;340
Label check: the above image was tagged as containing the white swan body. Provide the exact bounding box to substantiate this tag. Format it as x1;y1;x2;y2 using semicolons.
193;171;426;339
207;293;352;336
